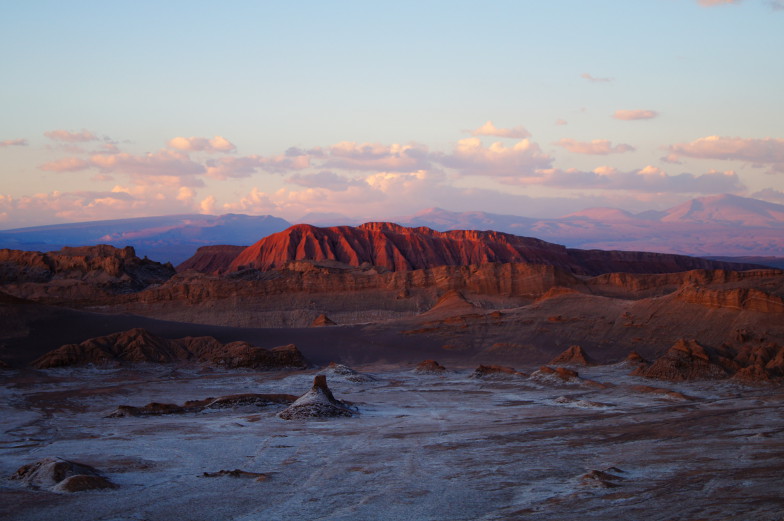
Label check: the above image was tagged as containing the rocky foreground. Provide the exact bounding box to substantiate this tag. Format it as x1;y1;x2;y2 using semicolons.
2;363;783;521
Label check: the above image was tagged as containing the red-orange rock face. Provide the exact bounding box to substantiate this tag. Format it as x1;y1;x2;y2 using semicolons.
217;222;756;276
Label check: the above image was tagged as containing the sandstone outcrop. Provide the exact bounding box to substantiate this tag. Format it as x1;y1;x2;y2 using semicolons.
31;328;308;370
530;366;581;384
632;339;731;381
549;345;595;366
311;313;337;327
732;343;784;382
277;375;357;420
11;457;116;492
413;359;448;375
197;222;758;276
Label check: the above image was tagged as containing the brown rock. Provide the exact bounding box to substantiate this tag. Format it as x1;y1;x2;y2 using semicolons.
549;345;595;366
311;314;337;327
531;366;580;382
624;351;648;365
632;339;729;381
11;457;116;492
414;360;447;374
470;365;527;378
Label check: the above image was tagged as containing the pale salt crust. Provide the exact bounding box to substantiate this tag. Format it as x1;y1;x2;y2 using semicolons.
1;364;783;521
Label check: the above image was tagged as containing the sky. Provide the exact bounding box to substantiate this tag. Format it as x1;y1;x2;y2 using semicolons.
1;0;783;229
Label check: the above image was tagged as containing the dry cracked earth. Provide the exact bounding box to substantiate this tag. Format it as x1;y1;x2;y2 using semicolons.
2;363;784;521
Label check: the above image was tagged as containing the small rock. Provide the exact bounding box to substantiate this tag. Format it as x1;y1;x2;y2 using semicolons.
413;360;447;375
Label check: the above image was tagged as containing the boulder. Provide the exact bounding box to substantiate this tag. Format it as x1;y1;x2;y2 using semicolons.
11;457;116;492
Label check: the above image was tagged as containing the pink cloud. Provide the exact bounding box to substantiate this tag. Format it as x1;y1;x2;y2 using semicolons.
555;119;568;126
555;138;635;155
612;109;659;121
44;129;99;142
438;137;553;178
89;150;206;185
667;136;784;172
0;138;28;147
167;135;236;153
471;121;531;139
40;157;91;172
580;73;613;83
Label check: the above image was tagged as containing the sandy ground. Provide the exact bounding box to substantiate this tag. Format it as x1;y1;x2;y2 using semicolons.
2;364;784;521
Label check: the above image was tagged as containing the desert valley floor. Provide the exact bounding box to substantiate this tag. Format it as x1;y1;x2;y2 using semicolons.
2;363;784;521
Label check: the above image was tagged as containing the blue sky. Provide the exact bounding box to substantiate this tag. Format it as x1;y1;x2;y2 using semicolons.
1;0;783;227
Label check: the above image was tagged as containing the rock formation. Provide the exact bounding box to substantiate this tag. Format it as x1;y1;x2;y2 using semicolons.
31;328;308;369
311;313;337;327
549;345;595;366
413;359;448;375
632;339;731;381
530;366;581;384
277;375;357;420
11;457;116;492
180;222;759;276
470;365;527;378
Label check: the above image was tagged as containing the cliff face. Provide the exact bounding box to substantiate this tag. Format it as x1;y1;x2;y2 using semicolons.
213;222;762;276
0;245;174;296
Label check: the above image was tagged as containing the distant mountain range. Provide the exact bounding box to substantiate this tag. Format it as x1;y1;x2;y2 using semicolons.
1;194;782;266
0;214;290;264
